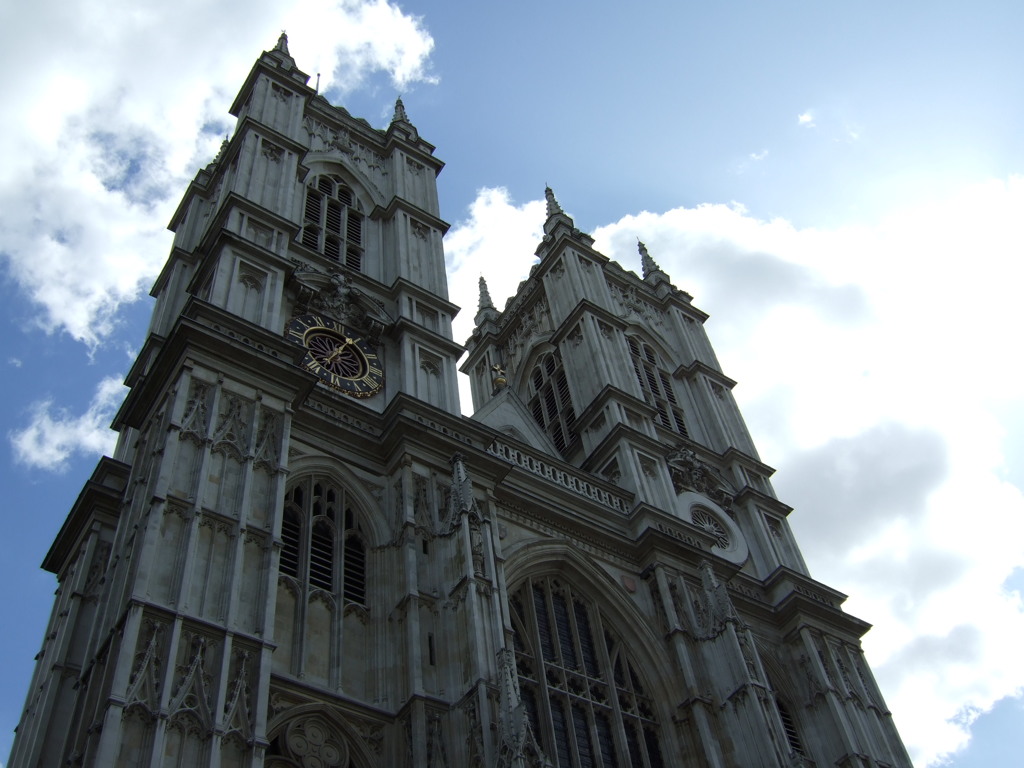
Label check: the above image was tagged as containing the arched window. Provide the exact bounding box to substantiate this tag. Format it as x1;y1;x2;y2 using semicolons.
299;175;364;271
528;352;577;454
511;577;666;768
275;476;369;687
280;477;366;606
627;337;688;438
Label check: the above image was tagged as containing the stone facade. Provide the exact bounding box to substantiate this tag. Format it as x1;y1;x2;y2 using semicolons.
8;36;912;768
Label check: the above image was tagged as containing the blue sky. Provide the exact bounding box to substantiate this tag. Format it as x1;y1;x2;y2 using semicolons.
3;2;1023;765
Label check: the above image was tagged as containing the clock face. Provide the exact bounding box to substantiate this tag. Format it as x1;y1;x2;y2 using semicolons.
286;314;384;397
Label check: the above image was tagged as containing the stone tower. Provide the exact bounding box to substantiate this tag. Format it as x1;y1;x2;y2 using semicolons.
9;38;912;768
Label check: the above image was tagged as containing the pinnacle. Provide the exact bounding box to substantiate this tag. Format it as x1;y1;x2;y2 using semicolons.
478;276;494;310
275;31;289;56
392;97;409;124
544;186;564;217
638;239;662;278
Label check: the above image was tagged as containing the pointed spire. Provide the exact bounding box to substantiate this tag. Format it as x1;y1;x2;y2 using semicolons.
478;276;494;311
392;96;409;124
638;238;672;287
275;31;290;55
474;274;500;328
638;239;661;277
544;186;564;217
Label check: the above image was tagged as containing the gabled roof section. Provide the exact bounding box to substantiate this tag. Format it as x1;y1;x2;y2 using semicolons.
470;385;561;457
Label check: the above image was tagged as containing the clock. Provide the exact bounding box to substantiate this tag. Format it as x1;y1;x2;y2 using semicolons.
286;314;384;398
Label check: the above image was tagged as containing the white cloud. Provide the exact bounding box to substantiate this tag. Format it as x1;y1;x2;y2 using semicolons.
749;149;769;161
446;178;1024;767
8;358;22;368
10;376;127;472
798;111;815;127
0;0;436;348
444;187;546;413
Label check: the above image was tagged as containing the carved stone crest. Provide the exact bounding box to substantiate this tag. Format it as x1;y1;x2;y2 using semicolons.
666;447;735;512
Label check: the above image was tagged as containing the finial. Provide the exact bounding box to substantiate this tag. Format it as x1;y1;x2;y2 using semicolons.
392;96;409;123
275;31;290;55
638;239;663;278
544;186;564;217
213;136;229;163
478;276;494;310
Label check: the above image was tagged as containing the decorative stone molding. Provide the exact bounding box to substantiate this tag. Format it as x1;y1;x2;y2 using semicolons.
666;447;735;512
487;438;630;514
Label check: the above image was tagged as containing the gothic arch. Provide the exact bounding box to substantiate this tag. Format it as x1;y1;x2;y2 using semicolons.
503;540;683;762
510;340;558;394
272;461;381;696
265;704;377;768
516;344;578;455
299;159;383;211
620;323;676;364
284;456;386;548
296;164;374;273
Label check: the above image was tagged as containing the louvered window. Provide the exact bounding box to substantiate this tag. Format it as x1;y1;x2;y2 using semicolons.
527;352;577;455
627;336;688;438
511;577;666;767
280;510;301;578
777;700;806;757
300;175;365;271
280;477;367;606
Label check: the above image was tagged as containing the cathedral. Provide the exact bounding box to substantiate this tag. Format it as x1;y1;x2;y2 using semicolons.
8;36;912;768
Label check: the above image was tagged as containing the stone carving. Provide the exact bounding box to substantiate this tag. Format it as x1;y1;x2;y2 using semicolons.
640;455;657;478
799;653;828;701
462;697;485;768
412;474;435;537
261;140;284;163
222;649;253;744
687;561;739;639
270;82;290;101
212;394;250;458
351;718;384;755
444;452;479;533
302;117;387;193
167;633;214;735
427;712;449;768
496;648;551;768
180;380;211;444
123;619;165;717
306;271;391;341
253;409;281;470
691;508;730;549
469;516;485;577
278;715;349;767
84;541;111;599
486;439;630;515
245;221;274;249
501;297;550;370
666;446;735;512
607;280;665;326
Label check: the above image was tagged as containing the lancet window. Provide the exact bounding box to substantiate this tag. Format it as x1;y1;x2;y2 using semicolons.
627;336;688;438
280;476;366;606
510;577;666;768
528;351;577;454
299;174;364;271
